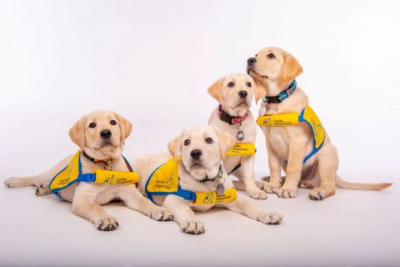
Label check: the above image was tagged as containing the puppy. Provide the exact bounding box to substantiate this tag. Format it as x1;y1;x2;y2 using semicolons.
208;74;267;199
132;125;282;235
4;110;172;230
247;47;392;200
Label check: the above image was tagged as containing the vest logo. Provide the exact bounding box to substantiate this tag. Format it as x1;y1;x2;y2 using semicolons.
203;192;215;204
263;117;272;126
104;175;115;184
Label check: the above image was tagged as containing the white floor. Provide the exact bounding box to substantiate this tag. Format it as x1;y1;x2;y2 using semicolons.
1;177;399;266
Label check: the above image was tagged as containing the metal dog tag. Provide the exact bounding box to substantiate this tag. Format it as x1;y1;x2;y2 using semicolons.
216;183;225;196
237;130;244;141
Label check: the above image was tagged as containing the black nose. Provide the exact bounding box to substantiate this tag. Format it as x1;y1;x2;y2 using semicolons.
100;130;112;139
190;149;202;160
247;57;257;65
238;90;248;99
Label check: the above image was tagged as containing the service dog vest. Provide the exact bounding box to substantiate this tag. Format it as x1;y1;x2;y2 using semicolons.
145;157;237;205
49;151;140;198
256;106;325;163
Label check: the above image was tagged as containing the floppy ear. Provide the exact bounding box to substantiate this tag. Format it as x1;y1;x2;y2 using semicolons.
253;80;265;104
114;112;133;145
207;78;224;102
69;116;87;150
212;126;235;159
168;131;183;159
280;52;303;83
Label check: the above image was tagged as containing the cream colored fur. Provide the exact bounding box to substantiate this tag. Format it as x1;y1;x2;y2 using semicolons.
4;110;172;230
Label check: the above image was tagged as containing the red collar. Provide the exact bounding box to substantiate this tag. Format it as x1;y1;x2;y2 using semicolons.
83;151;112;166
218;105;249;125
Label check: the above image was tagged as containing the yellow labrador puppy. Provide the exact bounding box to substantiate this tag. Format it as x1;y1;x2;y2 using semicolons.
131;126;282;235
208;74;267;199
247;47;392;200
4;110;172;230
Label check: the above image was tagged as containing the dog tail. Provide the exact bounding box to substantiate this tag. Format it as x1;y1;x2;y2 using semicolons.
335;175;393;190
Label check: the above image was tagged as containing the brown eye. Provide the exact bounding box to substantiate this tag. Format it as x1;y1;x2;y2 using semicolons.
227;82;235;88
246;82;252;87
110;120;117;125
89;122;96;128
184;139;190;146
267;53;275;59
205;137;213;144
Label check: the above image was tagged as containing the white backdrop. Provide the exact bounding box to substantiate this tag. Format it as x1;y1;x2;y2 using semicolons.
1;1;399;266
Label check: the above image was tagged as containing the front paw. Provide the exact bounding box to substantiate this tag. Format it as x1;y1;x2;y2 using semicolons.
181;220;205;235
4;177;20;188
257;211;283;225
276;186;297;198
262;182;281;194
149;207;173;221
247;188;268;200
95;216;119;231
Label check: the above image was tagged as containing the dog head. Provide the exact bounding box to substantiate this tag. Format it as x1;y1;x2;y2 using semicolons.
208;74;263;115
168;126;235;181
69;110;132;160
247;47;303;84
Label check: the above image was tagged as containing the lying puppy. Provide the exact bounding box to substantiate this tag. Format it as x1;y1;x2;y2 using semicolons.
247;47;392;200
208;74;267;199
4;110;172;230
131;126;282;235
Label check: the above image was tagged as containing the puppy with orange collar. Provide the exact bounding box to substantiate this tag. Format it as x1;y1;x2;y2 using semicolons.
208;74;267;199
247;47;392;200
4;110;172;230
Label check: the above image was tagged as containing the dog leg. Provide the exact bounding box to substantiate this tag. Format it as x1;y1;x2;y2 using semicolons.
237;155;267;199
262;138;283;193
118;186;173;221
163;195;205;235
223;195;282;224
277;140;306;198
309;145;338;200
4;176;38;188
72;184;119;231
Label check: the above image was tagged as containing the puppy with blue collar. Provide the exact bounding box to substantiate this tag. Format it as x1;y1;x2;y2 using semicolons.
132;125;282;235
247;47;392;200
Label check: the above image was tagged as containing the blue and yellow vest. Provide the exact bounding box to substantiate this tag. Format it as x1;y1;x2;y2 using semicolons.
145;157;237;205
49;151;140;198
256;106;325;163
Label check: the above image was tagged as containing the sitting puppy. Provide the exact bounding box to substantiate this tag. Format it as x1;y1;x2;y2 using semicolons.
247;47;392;200
208;74;267;199
132;125;282;235
4;110;172;230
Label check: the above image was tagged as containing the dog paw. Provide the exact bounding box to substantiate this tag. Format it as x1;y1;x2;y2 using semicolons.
247;188;268;200
257;211;283;225
181;220;205;235
276;186;297;198
262;182;281;194
35;183;51;196
309;188;328;201
4;177;20;188
95;216;119;231
149;207;173;221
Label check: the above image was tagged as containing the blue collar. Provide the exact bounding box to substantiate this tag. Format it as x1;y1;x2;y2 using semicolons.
262;80;297;104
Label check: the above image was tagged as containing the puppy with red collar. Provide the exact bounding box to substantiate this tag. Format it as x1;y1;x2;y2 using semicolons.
4;110;172;230
208;74;267;199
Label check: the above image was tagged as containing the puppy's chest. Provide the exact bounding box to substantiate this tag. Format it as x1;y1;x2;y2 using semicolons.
212;120;256;143
263;126;290;156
